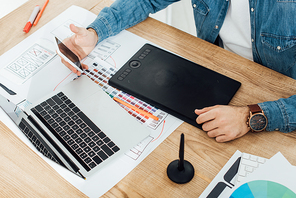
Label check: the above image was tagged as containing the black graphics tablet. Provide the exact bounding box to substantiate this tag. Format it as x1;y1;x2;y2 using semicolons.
109;44;241;128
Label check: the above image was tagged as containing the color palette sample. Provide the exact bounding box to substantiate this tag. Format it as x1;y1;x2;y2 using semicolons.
230;180;296;198
83;62;167;130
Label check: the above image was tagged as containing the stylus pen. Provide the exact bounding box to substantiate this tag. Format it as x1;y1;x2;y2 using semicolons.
23;5;40;33
33;0;49;26
113;97;159;121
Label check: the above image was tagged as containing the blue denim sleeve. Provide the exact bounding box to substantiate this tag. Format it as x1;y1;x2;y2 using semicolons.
259;95;296;133
87;0;179;43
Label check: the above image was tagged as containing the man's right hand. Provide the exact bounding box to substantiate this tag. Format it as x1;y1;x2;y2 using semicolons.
60;24;99;76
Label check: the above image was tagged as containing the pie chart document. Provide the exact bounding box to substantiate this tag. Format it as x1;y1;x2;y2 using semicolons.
228;152;296;198
230;180;296;198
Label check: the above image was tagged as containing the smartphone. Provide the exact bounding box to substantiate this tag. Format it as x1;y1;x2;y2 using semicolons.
55;37;83;73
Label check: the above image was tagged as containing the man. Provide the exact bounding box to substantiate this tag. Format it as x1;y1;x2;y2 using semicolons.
61;0;296;142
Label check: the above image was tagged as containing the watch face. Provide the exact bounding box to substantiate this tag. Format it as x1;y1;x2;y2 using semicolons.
250;114;267;132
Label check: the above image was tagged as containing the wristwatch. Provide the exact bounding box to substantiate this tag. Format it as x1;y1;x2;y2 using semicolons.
247;104;268;132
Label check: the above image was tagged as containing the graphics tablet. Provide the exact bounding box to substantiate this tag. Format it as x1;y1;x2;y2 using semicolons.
109;44;241;128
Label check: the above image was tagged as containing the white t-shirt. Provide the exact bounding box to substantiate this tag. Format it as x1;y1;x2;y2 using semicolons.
219;0;253;61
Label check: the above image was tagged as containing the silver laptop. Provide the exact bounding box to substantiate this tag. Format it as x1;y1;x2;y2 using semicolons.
0;75;150;178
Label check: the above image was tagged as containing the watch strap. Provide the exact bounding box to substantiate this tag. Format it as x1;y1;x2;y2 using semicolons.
247;104;262;114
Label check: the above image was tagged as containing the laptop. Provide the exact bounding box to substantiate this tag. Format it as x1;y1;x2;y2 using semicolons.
109;43;241;128
0;75;150;178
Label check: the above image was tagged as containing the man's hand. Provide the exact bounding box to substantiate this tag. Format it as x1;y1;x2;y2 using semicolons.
195;105;250;142
60;24;98;75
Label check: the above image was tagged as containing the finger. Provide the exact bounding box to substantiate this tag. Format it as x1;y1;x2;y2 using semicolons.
81;63;89;70
207;128;223;138
60;58;75;72
215;135;232;143
59;55;70;69
59;55;72;70
205;128;229;142
215;130;243;143
195;106;217;115
202;119;219;132
195;109;207;115
60;57;81;75
58;50;84;76
196;110;216;124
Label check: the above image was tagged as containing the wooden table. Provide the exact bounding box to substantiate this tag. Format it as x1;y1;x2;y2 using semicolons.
1;0;296;197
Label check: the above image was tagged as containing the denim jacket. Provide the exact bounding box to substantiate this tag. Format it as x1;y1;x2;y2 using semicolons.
88;0;296;133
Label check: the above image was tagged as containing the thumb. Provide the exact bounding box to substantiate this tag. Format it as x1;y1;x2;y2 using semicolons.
69;24;86;36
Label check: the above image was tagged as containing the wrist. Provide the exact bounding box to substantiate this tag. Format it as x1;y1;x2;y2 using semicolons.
87;28;99;44
242;106;251;132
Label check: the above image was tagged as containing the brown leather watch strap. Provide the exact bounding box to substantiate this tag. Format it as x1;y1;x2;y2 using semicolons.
247;104;262;114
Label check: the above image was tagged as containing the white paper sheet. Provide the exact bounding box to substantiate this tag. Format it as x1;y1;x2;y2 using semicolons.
0;6;183;197
228;152;296;196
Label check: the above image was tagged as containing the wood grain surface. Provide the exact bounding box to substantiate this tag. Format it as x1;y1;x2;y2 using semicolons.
1;0;296;197
0;121;87;197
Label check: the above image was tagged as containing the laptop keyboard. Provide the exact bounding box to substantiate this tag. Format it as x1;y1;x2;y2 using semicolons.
18;118;65;167
31;92;120;172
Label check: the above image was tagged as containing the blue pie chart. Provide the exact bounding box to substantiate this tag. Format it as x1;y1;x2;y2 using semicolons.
230;180;296;198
